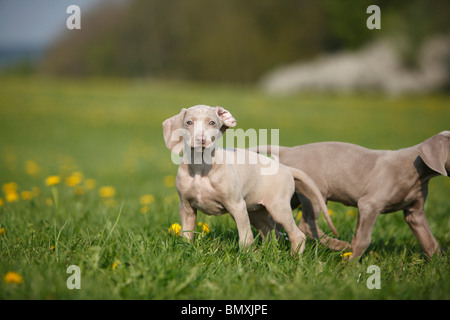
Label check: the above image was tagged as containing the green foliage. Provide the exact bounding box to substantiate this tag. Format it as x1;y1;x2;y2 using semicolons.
0;76;449;299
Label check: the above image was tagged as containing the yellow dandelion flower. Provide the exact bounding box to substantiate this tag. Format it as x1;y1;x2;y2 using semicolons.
45;175;61;186
341;252;353;261
5;192;19;203
0;227;5;236
201;223;210;235
341;252;353;258
140;206;149;214
3;182;18;194
140;194;155;205
347;210;356;217
65;172;83;187
111;261;120;271
65;177;75;187
168;223;181;236
296;210;303;221
197;222;211;239
25;160;40;176
21;191;33;200
163;175;175;188
84;178;97;190
99;186;115;198
3;271;23;284
50;245;55;251
328;209;333;216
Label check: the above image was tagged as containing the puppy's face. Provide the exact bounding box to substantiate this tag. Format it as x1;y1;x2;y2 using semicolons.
183;106;222;149
162;105;237;154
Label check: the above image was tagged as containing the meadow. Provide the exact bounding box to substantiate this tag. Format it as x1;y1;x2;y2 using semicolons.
0;76;449;300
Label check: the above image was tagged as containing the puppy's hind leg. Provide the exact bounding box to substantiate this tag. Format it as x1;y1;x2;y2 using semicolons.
249;208;283;241
265;201;307;256
297;192;350;251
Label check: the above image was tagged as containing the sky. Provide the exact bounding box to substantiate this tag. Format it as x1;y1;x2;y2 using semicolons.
0;0;124;49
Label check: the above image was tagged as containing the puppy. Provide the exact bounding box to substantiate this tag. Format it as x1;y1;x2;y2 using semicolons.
251;131;449;259
162;105;336;255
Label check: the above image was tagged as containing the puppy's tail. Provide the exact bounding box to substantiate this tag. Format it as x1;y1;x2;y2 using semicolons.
289;167;338;236
248;145;286;162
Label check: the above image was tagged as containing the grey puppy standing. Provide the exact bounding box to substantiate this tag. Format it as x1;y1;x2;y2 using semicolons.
251;131;449;259
162;105;336;256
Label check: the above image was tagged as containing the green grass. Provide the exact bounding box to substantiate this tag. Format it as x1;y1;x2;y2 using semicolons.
0;76;449;299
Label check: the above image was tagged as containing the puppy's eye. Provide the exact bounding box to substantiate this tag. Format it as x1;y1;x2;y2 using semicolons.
186;120;193;126
209;121;216;126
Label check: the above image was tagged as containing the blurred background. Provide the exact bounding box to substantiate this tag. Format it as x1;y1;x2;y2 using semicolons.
1;0;449;93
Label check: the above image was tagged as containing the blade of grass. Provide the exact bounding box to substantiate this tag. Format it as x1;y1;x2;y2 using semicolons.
105;201;124;243
55;219;68;263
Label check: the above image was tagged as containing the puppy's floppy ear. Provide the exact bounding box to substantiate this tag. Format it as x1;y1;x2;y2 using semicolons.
418;133;449;176
215;106;237;133
162;108;187;154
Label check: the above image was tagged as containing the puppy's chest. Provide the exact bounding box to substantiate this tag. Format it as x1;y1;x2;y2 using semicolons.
184;176;226;215
381;180;425;212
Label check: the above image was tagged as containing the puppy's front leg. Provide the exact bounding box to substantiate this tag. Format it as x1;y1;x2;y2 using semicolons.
351;199;380;259
179;200;197;242
403;200;441;258
228;200;254;247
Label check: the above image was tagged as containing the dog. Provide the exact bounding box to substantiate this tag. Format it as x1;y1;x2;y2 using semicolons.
251;131;449;259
